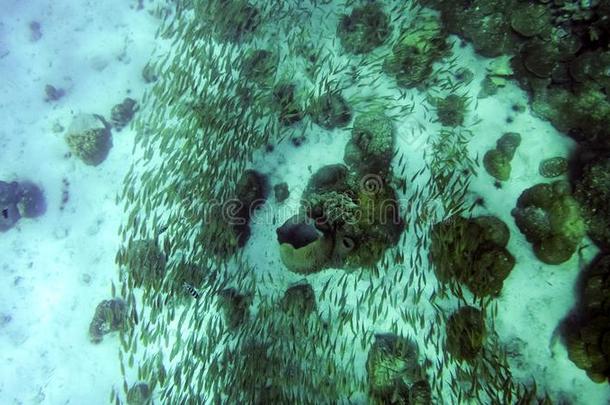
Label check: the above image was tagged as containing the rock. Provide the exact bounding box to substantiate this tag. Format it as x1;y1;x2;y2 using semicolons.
218;288;252;329
483;149;511;181
16;181;46;218
280;282;316;317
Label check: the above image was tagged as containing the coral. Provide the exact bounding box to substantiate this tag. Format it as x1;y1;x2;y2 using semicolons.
539;157;568;178
430;215;515;297
233;170;268;245
384;13;448;88
127;382;151;405
574;157;610;250
565;254;610;384
433;94;468;127
0;180;22;232
218;288;252;329
274;182;289;203
200;0;260;42
344;112;395;176
15;182;45;218
307;91;352;130
483;132;521;181
272;82;303;126
65;114;112;166
446;306;486;362
89;298;126;343
336;3;390;54
280;282;316;317
366;334;430;404
241;49;277;85
110;98;138;131
510;3;552;38
122;239;166;289
277;214;333;274
512;181;586;264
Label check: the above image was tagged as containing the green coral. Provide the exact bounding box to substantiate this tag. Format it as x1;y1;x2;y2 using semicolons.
337;3;390;54
512;181;586;264
89;298;126;343
446;306;486;362
433;94;468;127
366;334;431;405
384;13;448;88
539;157;568;178
565;254;610;384
483;132;521;181
65;127;112;166
344;112;395;176
430;215;515;297
574;157;610;251
307;91;352;130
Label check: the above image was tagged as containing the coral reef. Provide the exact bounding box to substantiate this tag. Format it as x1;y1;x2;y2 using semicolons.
307;91;352;130
574;157;610;251
337;3;390;54
512;181;586;264
65;114;112;166
483;132;521;181
280;282;316;317
110;97;138;131
384;13;448;88
446;306;486;362
539;157;568;178
89;298;126;343
564;254;610;384
274;182;289;203
430;215;515;297
366;334;431;404
218;288;252;329
431;94;468;127
344;112;395;177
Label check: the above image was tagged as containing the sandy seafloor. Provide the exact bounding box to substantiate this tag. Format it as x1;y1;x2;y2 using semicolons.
0;0;609;404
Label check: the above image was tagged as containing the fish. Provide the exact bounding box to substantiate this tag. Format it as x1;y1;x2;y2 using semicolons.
183;283;201;299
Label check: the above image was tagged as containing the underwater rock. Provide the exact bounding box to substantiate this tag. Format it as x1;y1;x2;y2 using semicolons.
272;82;303;126
110;98;138;131
127;382;152;405
384;13;448;88
308;91;352;130
512;181;586;264
446;306;486;362
280;282;316;317
483;132;521;181
565;254;610;384
65;113;112;166
141;62;157;83
433;94;468;127
274;182;289;203
344;112;395;176
123;239;166;289
336;3;390;54
277;214;333;274
218;288;252;329
89;298;126;343
574;157;610;251
430;215;515;297
232;169;268;247
366;334;429;404
539;157;568;178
